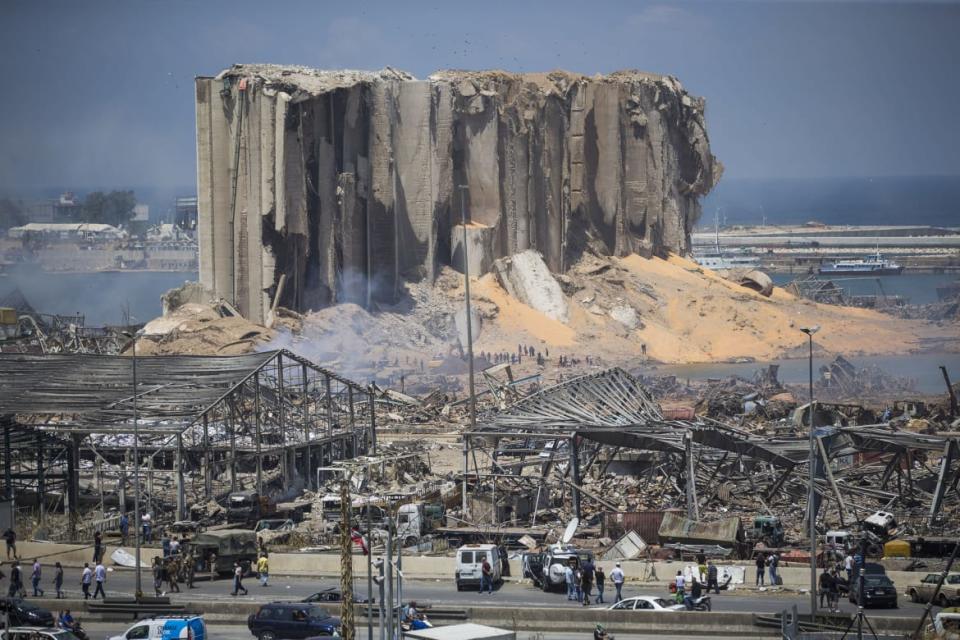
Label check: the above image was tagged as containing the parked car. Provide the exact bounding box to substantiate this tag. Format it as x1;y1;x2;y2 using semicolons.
106;616;206;640
454;544;502;592
2;628;81;640
0;599;54;627
302;587;373;604
605;596;685;612
850;573;898;608
907;572;960;606
247;603;341;639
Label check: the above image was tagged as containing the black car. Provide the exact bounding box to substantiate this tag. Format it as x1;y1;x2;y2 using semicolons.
849;574;898;608
302;587;373;605
247;602;341;640
0;598;55;627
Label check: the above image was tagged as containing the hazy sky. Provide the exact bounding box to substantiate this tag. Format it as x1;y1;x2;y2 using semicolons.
1;0;958;189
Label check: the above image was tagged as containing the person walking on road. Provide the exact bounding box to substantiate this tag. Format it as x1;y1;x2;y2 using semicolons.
706;561;720;594
479;556;494;594
8;560;24;598
564;563;575;601
819;568;831;609
610;562;624;603
594;565;606;604
844;552;854;584
231;561;248;596
54;561;64;599
257;553;269;587
80;563;92;600
93;561;106;599
580;558;595;606
31;558;44;597
755;553;766;587
152;557;163;597
119;513;129;546
3;527;17;560
166;558;180;594
141;512;152;543
674;570;686;603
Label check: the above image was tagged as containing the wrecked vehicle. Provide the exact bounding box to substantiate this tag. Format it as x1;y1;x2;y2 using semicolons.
185;529;258;576
227;491;274;525
745;516;785;548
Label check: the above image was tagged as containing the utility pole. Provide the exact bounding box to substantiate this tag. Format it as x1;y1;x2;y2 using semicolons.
800;325;820;620
338;472;355;640
123;329;144;599
459;185;476;522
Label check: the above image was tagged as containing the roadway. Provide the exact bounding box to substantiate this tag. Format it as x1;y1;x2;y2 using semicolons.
8;567;936;619
75;621;768;640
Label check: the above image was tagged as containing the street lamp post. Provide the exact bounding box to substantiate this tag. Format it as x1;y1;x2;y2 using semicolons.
800;325;820;619
122;329;144;599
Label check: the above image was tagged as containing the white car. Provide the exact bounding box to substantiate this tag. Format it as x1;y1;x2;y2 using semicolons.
604;596;685;611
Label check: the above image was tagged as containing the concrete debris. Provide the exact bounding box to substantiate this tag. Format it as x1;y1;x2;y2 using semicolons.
608;304;641;330
493;251;569;324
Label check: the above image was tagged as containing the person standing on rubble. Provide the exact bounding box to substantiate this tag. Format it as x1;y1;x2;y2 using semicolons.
755;553;765;587
580;557;595;606
610;562;624;603
594;565;605;604
564;561;575;601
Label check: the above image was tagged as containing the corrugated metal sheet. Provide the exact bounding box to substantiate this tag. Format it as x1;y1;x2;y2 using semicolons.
603;510;668;545
657;512;742;546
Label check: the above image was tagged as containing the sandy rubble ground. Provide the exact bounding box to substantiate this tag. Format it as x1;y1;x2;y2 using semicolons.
132;253;957;370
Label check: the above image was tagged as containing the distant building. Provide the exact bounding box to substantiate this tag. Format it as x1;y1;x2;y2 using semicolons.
132;203;150;222
175;196;197;230
54;192;83;222
8;222;125;242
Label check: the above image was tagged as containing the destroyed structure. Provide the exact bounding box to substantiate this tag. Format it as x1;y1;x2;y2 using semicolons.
195;65;720;323
0;350;378;539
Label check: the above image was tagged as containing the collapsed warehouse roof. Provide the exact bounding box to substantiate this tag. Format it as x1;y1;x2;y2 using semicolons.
0;349;381;537
465;367;960;535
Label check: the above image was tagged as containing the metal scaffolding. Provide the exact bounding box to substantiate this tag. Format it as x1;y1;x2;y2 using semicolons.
0;349;379;539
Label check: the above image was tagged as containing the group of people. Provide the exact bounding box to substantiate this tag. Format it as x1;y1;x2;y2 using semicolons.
563;557;606;605
4;557;104;600
754;551;781;586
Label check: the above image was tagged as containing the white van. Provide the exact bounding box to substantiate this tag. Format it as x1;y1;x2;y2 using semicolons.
455;544;502;591
106;616;206;640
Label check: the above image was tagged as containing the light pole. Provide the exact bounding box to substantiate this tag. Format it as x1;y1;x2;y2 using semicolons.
122;329;145;599
458;185;476;521
800;325;820;619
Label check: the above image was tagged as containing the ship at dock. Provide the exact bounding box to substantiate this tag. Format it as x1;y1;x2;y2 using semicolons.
818;252;904;276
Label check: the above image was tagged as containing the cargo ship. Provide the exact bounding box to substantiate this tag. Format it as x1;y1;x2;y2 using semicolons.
818;252;903;276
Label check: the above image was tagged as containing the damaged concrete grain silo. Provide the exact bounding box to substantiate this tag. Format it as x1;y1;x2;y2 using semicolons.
195;65;721;323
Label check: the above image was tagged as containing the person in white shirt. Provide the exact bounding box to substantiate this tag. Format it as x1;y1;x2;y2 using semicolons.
141;513;152;543
93;562;106;599
844;553;854;583
610;562;625;603
675;570;686;596
80;563;93;600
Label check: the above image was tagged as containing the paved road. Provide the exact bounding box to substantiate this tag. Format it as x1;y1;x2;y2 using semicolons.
6;567;935;619
77;622;776;640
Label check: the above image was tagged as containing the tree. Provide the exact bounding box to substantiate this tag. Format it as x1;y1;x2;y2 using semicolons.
82;190;136;227
0;198;27;231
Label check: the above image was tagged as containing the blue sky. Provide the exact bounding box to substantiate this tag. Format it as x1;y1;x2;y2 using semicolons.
1;0;958;189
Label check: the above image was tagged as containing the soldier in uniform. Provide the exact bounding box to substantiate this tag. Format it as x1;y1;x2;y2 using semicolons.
184;548;196;588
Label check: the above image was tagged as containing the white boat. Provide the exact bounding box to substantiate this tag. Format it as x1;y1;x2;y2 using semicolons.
818;251;903;276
